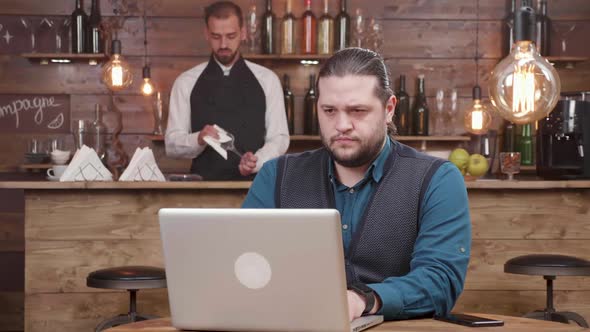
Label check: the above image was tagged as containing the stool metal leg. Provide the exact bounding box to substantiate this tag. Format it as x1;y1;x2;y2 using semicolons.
558;311;590;328
128;289;137;322
94;315;134;332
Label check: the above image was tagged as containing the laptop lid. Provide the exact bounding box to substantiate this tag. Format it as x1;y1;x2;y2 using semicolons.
159;208;353;332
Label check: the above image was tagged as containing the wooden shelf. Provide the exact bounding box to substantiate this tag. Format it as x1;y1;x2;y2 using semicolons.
545;56;589;68
520;165;537;171
244;54;331;62
146;134;164;141
290;135;470;142
19;163;51;170
22;53;108;65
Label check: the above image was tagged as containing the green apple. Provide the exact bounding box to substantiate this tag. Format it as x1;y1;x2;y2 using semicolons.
467;154;489;177
449;148;470;173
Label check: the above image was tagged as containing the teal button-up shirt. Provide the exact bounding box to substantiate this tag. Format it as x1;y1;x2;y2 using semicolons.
242;138;471;320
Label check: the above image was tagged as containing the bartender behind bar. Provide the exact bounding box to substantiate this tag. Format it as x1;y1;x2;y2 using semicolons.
165;1;289;180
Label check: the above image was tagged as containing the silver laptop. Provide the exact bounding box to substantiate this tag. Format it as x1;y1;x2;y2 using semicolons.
159;208;384;332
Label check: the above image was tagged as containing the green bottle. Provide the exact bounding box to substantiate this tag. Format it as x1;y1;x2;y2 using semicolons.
516;123;534;165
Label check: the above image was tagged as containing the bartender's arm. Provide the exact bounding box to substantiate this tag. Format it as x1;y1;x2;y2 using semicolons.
165;74;211;159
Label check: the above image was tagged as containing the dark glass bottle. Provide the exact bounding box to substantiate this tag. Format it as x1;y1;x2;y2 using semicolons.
516;123;534;165
394;75;410;135
502;0;516;57
283;74;295;134
71;0;88;53
334;0;350;51
87;0;103;53
502;121;515;152
536;0;550;56
412;75;429;136
304;74;318;135
261;0;275;54
301;0;317;54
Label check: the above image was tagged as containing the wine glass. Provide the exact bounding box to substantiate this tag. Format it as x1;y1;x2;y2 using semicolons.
552;22;576;55
20;17;38;52
445;88;458;135
54;17;71;53
245;5;259;54
499;152;521;180
367;18;384;54
433;88;445;136
352;8;366;48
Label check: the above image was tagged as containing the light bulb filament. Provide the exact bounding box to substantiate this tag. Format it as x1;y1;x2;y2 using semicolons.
142;78;154;96
112;64;123;87
512;63;536;117
472;109;483;130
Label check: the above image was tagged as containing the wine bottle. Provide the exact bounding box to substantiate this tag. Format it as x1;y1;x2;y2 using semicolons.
301;0;317;54
304;74;318;135
502;0;516;57
318;0;334;55
87;0;103;53
281;0;296;54
394;75;410;135
71;0;88;53
283;74;295;134
503;121;515;152
261;0;275;54
92;104;106;161
412;75;429;136
536;0;550;56
517;123;534;165
334;0;350;51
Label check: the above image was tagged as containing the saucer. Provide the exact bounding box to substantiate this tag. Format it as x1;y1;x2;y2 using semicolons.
46;176;60;182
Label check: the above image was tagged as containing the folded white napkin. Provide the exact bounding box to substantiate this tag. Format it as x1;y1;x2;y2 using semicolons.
119;147;166;182
60;145;113;182
202;124;233;160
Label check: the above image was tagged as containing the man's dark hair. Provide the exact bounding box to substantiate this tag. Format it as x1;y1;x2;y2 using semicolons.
317;47;397;135
204;1;243;28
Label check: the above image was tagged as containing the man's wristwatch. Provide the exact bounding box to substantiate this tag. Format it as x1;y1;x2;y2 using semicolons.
348;283;377;315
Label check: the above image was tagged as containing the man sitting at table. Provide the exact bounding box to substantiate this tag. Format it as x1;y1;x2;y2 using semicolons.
242;48;471;321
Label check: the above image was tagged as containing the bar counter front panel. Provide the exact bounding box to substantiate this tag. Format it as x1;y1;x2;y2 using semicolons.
1;180;589;332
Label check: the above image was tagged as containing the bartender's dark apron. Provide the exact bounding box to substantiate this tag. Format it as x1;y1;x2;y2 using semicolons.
190;55;266;180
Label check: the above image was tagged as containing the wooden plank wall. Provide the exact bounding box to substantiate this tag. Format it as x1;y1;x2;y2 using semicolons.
21;188;590;332
0;0;589;172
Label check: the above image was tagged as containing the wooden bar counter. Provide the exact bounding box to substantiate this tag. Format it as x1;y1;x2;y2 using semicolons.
1;179;590;332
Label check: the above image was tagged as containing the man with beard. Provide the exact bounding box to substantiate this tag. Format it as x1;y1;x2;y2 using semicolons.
166;1;289;180
242;48;471;321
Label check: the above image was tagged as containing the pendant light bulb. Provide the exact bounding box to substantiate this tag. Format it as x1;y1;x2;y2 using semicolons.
101;40;133;91
141;65;155;96
489;5;560;124
464;86;492;135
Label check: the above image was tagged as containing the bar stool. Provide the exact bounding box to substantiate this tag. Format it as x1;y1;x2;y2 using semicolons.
86;265;167;332
504;254;590;327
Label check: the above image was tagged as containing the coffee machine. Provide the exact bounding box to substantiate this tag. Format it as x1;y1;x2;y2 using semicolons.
536;92;590;179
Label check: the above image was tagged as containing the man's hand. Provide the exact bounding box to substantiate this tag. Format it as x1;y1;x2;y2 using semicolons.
347;290;367;322
239;152;258;176
197;124;219;145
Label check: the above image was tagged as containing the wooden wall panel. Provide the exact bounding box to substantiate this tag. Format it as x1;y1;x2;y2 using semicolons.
2;0;590;20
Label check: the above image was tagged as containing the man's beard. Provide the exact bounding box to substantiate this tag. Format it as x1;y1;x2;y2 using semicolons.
321;126;386;168
214;48;239;65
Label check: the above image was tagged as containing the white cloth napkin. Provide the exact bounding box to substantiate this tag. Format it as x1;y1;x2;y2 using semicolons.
119;147;166;182
202;124;233;160
60;145;113;182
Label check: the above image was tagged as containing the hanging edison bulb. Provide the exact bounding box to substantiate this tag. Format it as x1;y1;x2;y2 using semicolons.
464;86;492;135
489;5;560;125
101;40;133;91
141;65;155;96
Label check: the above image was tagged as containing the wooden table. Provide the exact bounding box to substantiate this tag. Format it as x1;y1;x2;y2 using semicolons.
105;314;587;332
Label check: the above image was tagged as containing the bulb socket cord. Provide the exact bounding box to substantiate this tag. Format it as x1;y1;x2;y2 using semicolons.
111;40;122;56
143;65;151;79
473;85;482;101
515;5;536;42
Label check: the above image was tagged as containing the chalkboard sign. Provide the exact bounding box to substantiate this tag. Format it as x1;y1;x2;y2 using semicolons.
0;94;70;133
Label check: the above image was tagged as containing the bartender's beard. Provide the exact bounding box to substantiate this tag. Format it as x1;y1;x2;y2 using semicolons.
214;48;239;66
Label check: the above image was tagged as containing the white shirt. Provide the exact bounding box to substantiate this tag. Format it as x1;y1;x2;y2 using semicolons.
165;58;290;172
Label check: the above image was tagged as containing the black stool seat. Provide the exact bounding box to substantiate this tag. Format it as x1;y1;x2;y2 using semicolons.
505;254;590;276
87;266;166;290
504;254;590;328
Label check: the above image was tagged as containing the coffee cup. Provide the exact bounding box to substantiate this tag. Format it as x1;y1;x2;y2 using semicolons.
47;165;68;179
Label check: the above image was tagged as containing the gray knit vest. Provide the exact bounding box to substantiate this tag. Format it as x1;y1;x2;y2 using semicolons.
275;140;446;284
